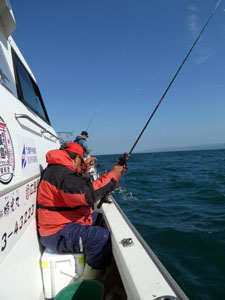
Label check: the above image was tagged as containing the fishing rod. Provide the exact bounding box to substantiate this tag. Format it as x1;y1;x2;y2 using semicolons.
86;111;96;132
97;0;221;209
89;126;102;138
86;107;100;132
117;0;222;167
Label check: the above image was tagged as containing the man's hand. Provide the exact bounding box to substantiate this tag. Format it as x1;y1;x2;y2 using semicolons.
112;165;126;178
85;157;97;167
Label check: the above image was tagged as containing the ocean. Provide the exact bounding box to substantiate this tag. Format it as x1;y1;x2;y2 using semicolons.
96;149;225;300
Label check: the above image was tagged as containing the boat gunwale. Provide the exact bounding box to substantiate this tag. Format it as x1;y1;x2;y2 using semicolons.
105;197;189;300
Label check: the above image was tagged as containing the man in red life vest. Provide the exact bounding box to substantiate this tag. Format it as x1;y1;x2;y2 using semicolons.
37;142;125;279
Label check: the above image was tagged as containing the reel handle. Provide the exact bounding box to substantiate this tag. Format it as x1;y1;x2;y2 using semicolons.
117;152;129;169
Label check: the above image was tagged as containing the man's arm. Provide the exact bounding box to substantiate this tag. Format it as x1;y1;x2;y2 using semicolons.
91;165;125;201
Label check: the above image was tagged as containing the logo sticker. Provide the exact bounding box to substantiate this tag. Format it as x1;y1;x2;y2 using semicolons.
21;144;37;170
22;145;27;169
0;117;15;184
18;136;39;176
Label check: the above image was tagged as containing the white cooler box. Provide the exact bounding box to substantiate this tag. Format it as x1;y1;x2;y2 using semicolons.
41;248;84;299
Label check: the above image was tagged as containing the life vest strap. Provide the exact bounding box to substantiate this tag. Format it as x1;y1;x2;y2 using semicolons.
37;204;82;211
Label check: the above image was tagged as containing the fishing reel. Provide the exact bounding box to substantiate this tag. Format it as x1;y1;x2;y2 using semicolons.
97;152;130;209
117;152;129;169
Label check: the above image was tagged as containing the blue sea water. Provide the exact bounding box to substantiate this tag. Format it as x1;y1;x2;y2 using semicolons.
96;149;225;300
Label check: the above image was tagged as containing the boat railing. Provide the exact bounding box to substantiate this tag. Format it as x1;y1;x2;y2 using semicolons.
15;113;59;140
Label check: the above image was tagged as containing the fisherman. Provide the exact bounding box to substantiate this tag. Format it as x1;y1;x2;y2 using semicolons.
37;142;125;280
74;131;90;156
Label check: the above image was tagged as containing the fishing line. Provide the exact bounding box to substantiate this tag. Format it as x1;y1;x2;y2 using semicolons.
126;0;221;158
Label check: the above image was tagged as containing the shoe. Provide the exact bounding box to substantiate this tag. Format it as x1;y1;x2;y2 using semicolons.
82;263;105;280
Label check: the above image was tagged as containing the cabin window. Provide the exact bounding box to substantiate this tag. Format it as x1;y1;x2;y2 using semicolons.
11;48;50;123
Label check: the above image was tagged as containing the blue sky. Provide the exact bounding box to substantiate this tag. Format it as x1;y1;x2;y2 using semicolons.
10;0;225;155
